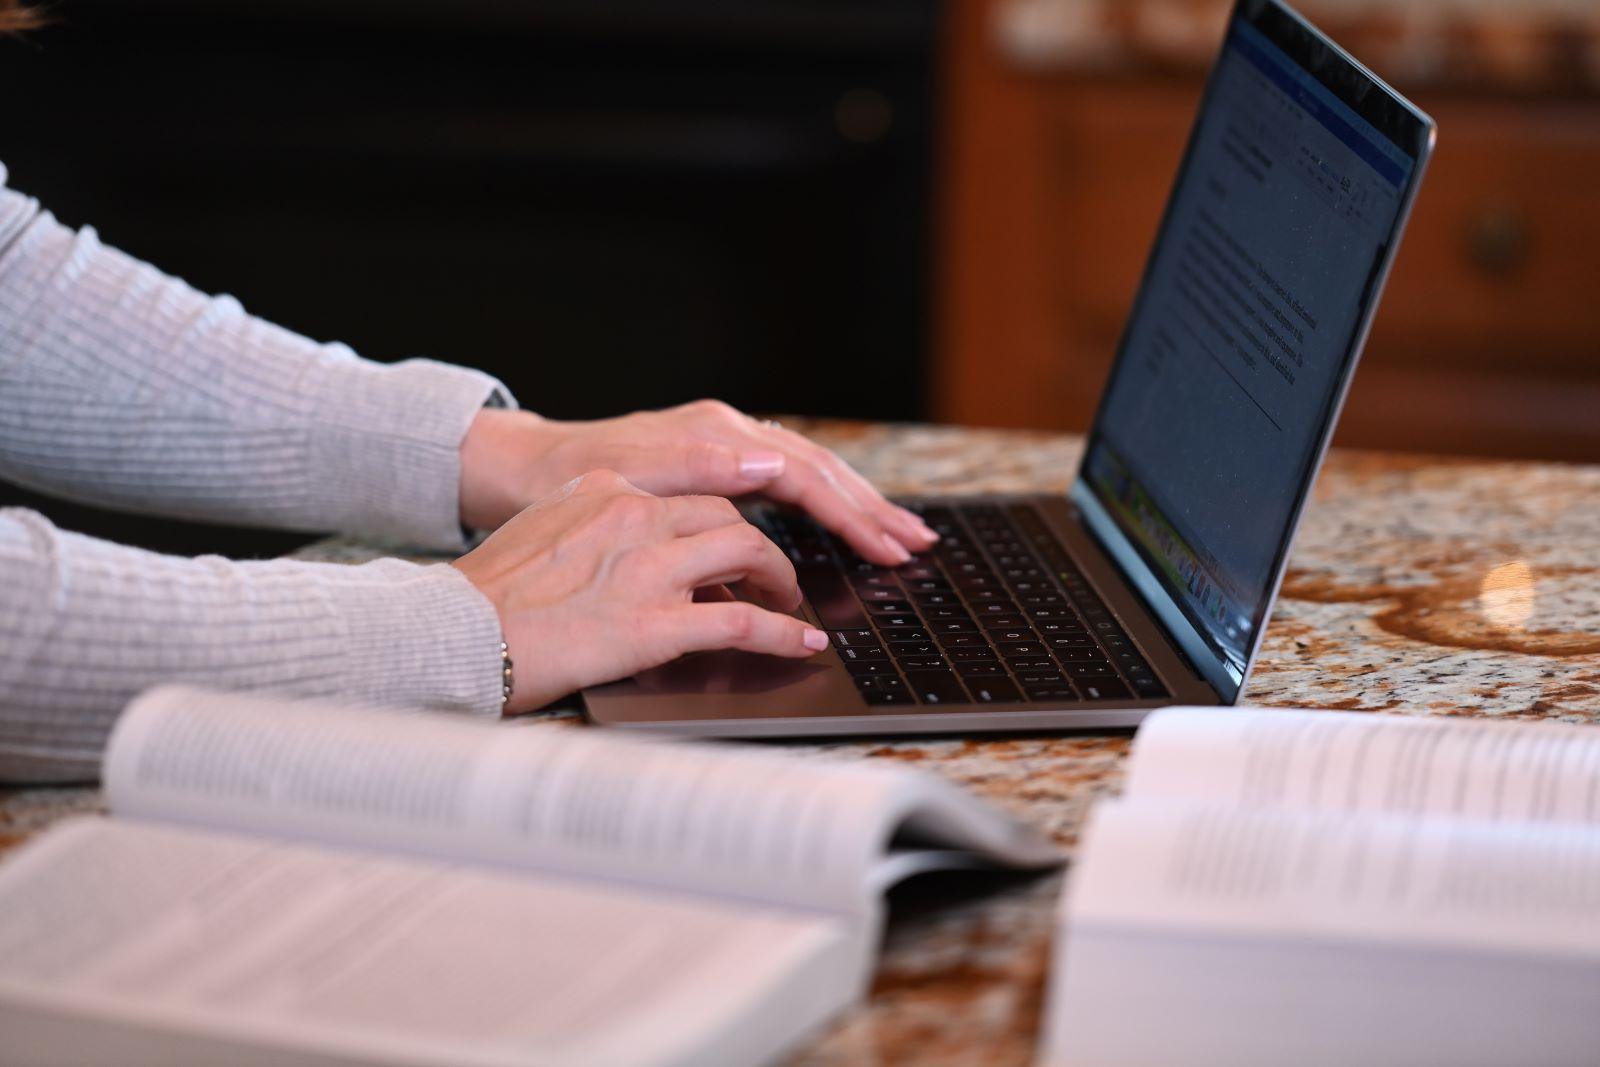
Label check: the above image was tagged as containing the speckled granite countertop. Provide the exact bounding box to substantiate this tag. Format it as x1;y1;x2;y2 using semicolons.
4;421;1599;1066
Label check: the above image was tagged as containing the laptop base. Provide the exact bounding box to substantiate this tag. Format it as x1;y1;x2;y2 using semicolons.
581;494;1223;739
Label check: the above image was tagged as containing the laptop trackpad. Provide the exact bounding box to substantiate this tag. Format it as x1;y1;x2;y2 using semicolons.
582;650;871;725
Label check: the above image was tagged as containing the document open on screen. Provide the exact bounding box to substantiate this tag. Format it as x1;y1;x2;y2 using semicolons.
1084;18;1416;682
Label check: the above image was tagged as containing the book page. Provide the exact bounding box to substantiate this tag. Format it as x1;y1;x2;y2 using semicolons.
101;687;1055;916
1068;799;1600;960
1041;799;1600;1066
1126;707;1600;824
0;818;860;1067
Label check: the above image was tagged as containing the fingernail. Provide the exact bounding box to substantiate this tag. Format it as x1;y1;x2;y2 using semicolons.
882;533;912;564
739;451;786;480
802;628;829;652
909;515;939;543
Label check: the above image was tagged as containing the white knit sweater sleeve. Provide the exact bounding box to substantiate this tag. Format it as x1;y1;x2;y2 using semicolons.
0;165;517;784
0;508;506;784
0;162;514;551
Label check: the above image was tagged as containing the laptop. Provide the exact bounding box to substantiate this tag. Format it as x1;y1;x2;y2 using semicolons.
584;0;1436;738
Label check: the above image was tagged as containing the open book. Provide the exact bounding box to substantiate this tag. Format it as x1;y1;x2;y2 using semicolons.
0;687;1059;1067
1040;707;1600;1067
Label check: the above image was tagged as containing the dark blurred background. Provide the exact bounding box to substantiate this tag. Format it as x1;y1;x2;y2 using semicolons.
4;0;1599;558
0;0;936;553
1;0;935;421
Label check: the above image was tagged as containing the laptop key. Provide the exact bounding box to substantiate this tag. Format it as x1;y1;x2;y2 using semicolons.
845;660;897;677
905;578;951;593
890;642;941;658
1045;633;1095;648
1081;679;1132;701
996;642;1048;658
930;618;978;634
830;629;879;649
1016;671;1067;686
937;632;989;647
1025;687;1080;703
904;671;969;706
1112;648;1154;672
972;600;1020;616
1067;662;1118;678
898;657;949;672
838;646;888;662
878;627;931;643
866;600;915;615
1054;646;1110;662
915;593;960;608
981;615;1030;630
955;661;1006;676
988;628;1035;644
923;606;973;622
1130;675;1168;697
1010;661;1058;675
946;646;998;660
969;679;1024;704
875;615;920;630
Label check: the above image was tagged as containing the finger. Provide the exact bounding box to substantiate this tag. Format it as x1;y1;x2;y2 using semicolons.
752;450;912;566
659;493;749;538
693;583;736;603
672;601;829;659
768;427;937;551
657;522;802;611
627;440;791;499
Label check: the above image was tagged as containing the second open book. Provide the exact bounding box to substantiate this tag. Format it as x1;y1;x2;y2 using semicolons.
0;687;1059;1067
1042;706;1600;1067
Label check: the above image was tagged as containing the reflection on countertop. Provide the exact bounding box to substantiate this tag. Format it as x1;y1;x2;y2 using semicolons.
3;420;1598;1066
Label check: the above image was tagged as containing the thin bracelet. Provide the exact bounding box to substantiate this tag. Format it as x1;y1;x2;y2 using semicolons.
499;641;515;711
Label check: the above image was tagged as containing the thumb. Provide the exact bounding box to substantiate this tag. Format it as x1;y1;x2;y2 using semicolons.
657;441;785;496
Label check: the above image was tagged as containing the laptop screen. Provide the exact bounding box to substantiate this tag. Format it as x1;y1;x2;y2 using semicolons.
1077;0;1433;697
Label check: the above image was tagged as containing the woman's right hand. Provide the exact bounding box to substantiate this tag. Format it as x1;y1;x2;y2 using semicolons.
451;469;829;714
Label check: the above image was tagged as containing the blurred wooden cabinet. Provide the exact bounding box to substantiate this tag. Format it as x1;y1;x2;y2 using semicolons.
936;0;1600;461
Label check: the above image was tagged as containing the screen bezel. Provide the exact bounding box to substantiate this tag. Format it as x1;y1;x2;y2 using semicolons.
1071;0;1437;702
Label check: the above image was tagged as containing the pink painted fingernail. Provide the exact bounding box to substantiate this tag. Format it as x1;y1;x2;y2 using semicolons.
802;628;829;652
739;451;786;480
882;533;912;564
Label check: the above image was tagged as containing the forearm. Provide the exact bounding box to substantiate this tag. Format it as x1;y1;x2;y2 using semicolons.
0;167;511;550
0;508;504;784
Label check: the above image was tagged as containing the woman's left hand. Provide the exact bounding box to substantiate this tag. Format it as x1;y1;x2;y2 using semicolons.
458;400;937;566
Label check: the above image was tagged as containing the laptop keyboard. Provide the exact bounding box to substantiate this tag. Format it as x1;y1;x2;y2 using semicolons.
760;503;1169;707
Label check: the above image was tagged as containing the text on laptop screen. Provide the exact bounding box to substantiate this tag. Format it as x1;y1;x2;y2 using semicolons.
1081;14;1419;686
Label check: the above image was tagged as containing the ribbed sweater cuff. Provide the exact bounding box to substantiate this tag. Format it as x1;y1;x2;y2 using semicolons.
305;357;517;552
328;561;506;716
